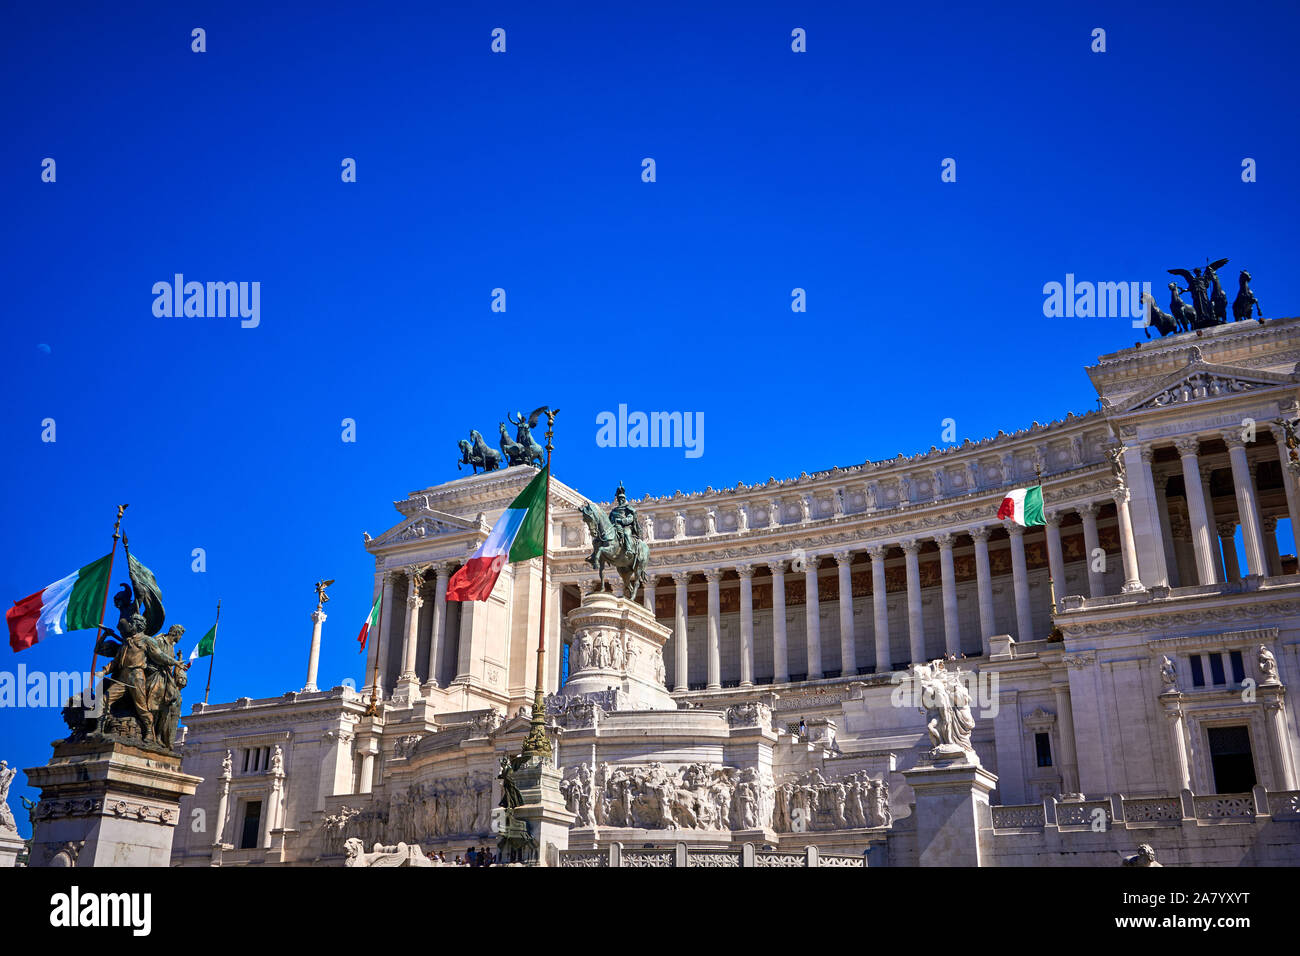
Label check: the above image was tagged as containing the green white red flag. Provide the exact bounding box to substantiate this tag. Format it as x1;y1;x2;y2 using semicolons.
997;486;1046;527
6;554;113;652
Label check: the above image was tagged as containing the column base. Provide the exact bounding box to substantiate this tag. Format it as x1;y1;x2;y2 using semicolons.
1121;581;1145;593
26;737;201;867
510;758;575;867
390;674;422;703
901;757;998;867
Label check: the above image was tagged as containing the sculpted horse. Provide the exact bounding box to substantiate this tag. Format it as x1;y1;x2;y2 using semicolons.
498;423;529;466
1234;270;1262;322
1167;282;1197;332
579;502;649;601
469;430;502;472
1139;292;1178;338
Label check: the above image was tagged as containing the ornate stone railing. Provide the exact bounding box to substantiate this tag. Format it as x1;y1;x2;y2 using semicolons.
1193;793;1254;820
1057;800;1112;828
990;788;1298;831
557;843;870;867
1122;797;1181;824
991;804;1045;828
1269;791;1300;820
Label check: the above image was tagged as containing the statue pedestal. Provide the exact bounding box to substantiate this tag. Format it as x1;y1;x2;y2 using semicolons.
901;756;997;867
0;827;24;867
511;757;575;867
25;737;202;867
562;592;675;711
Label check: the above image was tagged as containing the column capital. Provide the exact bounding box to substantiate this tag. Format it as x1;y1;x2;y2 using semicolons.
832;549;854;567
866;544;889;562
311;609;327;624
1111;486;1131;506
1216;519;1238;538
1173;436;1200;458
900;538;922;555
1262;514;1279;532
671;570;692;586
934;532;956;550
766;559;787;576
1220;429;1248;450
735;563;755;579
1078;501;1101;519
968;524;992;543
1001;520;1024;537
406;594;423;609
1045;510;1063;527
703;567;724;583
1139;443;1158;463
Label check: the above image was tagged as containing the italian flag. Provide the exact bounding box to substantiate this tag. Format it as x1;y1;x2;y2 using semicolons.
357;596;380;653
6;554;113;652
190;622;217;661
997;486;1046;527
447;467;549;602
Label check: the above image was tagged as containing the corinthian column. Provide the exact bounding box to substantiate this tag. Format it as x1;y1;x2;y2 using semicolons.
304;606;327;693
705;568;722;690
867;545;890;673
394;568;425;701
901;539;924;665
834;551;856;677
935;534;960;658
423;564;450;690
1173;437;1218;585
804;557;823;680
1222;430;1267;576
1271;424;1300;537
1217;521;1241;581
1112;487;1144;592
1044;512;1066;601
1005;523;1032;642
672;571;690;692
1078;503;1104;597
769;561;789;682
1262;515;1283;575
737;565;755;688
362;572;391;700
969;526;995;656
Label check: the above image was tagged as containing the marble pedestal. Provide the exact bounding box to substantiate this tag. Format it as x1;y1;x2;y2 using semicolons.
26;737;202;867
0;828;25;867
563;592;675;711
901;751;997;867
511;756;575;867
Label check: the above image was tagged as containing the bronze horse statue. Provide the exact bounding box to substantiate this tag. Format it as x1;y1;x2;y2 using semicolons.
1167;282;1197;332
1234;270;1263;322
457;431;502;473
498;422;528;466
1140;292;1178;338
579;502;649;601
1205;259;1229;323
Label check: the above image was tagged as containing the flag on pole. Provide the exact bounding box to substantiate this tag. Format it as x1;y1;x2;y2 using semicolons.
6;554;113;652
190;621;217;661
356;596;380;653
997;486;1046;526
447;467;549;602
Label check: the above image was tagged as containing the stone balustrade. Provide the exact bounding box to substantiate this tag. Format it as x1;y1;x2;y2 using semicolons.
558;842;868;868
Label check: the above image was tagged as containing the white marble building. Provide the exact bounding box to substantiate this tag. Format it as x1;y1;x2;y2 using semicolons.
172;317;1300;866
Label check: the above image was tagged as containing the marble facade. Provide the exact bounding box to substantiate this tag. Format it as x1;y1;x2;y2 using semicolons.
172;317;1300;866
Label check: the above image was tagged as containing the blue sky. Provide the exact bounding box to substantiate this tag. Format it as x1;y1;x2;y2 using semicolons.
1;1;1297;830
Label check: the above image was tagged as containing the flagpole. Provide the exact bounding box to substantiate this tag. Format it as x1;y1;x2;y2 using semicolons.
204;599;220;704
521;408;559;760
364;583;385;718
1036;465;1064;641
87;504;128;702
